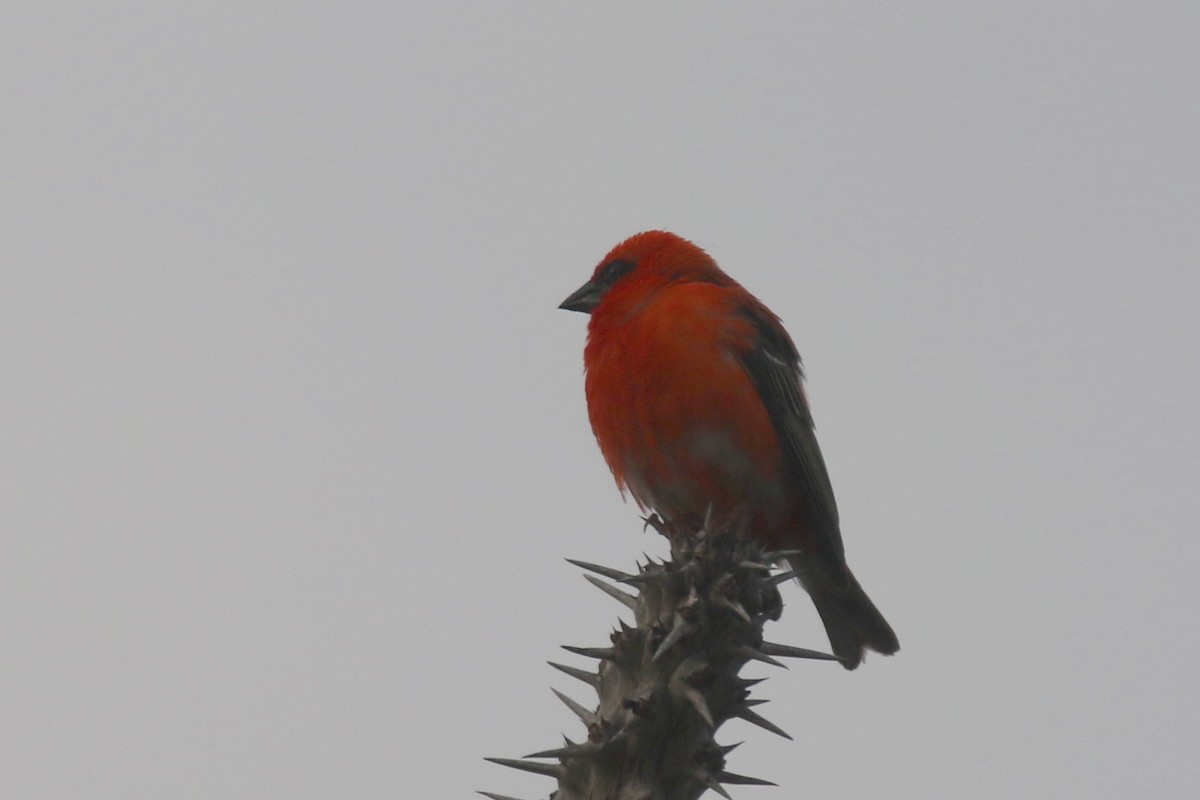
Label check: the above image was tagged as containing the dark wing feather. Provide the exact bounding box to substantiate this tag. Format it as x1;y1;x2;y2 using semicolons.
735;303;846;566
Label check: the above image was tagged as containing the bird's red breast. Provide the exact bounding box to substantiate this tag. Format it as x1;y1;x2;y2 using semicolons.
584;279;790;533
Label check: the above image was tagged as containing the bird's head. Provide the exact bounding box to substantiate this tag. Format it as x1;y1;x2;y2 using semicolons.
559;231;735;314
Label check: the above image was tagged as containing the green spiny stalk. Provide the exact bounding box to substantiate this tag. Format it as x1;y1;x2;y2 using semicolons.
484;517;838;800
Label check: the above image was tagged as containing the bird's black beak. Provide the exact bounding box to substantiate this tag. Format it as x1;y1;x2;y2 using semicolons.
559;280;602;314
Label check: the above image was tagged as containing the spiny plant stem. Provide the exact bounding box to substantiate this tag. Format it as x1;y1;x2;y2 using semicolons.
484;518;838;800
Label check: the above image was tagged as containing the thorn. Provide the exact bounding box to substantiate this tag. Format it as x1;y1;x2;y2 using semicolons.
483;758;562;778
702;503;716;534
737;645;786;669
547;661;599;687
738;561;773;573
652;619;695;661
583;574;639;610
758;641;841;661
737;677;766;689
551;688;597;726
719;771;778;787
711;593;751;623
680;685;714;726
695;770;732;800
717;741;744;756
566;558;634;582
618;571;663;586
732;706;793;740
765;569;801;586
523;742;598;759
477;792;528;800
561;645;615;660
763;549;804;561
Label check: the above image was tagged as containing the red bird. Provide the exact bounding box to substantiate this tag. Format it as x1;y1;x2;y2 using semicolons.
561;231;898;669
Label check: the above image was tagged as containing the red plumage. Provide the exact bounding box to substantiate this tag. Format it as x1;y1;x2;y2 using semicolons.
561;231;898;669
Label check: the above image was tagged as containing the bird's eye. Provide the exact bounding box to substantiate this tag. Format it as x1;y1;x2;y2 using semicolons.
598;259;635;286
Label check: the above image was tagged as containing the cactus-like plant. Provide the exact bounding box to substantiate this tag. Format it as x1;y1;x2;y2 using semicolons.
484;515;838;800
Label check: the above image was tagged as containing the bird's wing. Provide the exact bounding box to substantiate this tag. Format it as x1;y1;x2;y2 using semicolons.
734;301;846;565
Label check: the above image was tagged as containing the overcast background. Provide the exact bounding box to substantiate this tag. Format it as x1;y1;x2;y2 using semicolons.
3;2;1198;798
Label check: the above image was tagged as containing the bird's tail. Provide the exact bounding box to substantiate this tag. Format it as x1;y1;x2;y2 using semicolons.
810;569;899;670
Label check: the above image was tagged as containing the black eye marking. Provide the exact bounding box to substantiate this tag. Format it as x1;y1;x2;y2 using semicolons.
598;259;635;286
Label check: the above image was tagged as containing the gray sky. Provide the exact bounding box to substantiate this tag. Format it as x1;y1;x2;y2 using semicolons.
3;2;1198;798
